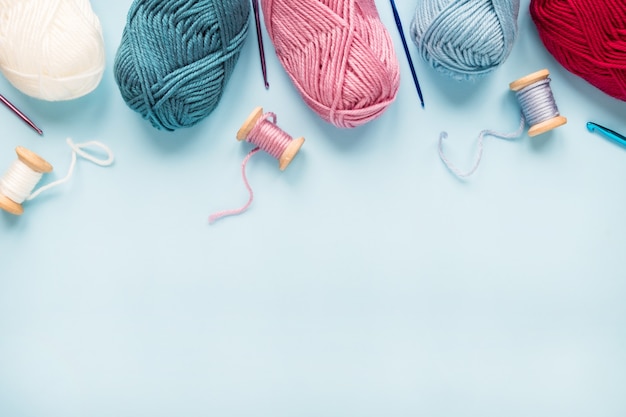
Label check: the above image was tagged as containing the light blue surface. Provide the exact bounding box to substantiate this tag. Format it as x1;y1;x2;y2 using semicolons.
1;1;625;416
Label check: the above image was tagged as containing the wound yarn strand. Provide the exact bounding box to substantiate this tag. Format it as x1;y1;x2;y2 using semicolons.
0;160;43;204
411;0;520;81
261;0;400;128
246;112;291;159
114;0;250;131
0;0;106;101
515;78;559;127
530;0;626;101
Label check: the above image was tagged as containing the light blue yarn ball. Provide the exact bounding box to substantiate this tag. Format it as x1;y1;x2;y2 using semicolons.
114;0;250;131
410;0;520;81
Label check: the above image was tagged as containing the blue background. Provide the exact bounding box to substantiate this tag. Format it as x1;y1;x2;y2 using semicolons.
1;0;625;416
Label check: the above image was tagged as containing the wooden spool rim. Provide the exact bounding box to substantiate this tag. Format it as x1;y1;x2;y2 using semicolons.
237;106;305;170
509;68;550;92
0;195;24;215
279;137;305;171
528;115;568;137
237;106;264;141
0;147;52;215
15;146;53;173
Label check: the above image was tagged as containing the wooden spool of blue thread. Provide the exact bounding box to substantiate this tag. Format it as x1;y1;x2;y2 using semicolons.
509;69;567;137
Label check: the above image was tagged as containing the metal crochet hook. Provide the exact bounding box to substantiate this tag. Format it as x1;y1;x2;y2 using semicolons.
0;93;43;135
251;0;269;89
587;122;626;147
389;0;424;108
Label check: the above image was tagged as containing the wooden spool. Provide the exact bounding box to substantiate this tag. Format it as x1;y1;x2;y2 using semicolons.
0;146;53;215
237;106;305;171
509;69;567;137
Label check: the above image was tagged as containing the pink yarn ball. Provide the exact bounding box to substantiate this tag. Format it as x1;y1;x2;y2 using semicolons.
261;0;400;128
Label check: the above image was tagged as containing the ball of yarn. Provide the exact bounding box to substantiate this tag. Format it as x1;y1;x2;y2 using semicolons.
410;0;520;81
0;0;106;101
114;0;250;131
261;0;400;129
530;0;626;101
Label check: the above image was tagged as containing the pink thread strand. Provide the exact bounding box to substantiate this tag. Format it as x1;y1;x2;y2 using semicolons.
209;148;260;224
209;112;298;224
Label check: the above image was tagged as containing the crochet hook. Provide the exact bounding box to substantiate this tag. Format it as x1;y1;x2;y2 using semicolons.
0;93;43;135
251;0;269;89
389;0;424;108
587;122;626;147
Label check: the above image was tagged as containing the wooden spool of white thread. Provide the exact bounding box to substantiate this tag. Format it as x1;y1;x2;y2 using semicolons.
0;139;113;215
0;146;52;215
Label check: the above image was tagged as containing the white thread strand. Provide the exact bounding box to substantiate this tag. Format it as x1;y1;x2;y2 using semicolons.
0;160;43;203
27;138;114;200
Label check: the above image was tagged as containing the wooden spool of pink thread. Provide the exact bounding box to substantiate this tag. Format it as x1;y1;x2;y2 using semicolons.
236;106;305;171
209;106;305;223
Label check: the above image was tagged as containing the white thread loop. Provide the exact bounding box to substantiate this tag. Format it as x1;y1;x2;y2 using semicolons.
27;138;114;200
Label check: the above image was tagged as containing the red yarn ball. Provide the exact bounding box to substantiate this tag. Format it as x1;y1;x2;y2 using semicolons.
530;0;626;101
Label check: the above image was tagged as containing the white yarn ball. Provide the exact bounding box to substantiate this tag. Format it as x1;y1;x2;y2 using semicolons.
0;0;106;101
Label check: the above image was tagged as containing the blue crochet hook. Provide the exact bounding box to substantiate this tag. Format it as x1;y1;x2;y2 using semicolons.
587;122;626;147
389;0;424;108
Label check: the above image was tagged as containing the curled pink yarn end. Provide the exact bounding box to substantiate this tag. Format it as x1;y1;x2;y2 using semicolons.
261;0;400;128
209;148;260;224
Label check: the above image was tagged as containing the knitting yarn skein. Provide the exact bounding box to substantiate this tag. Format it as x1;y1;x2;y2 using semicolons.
114;0;250;131
530;0;626;101
0;0;105;101
261;0;400;129
410;0;520;81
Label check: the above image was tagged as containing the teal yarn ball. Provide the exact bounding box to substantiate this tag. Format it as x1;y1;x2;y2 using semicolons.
114;0;250;131
410;0;520;81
